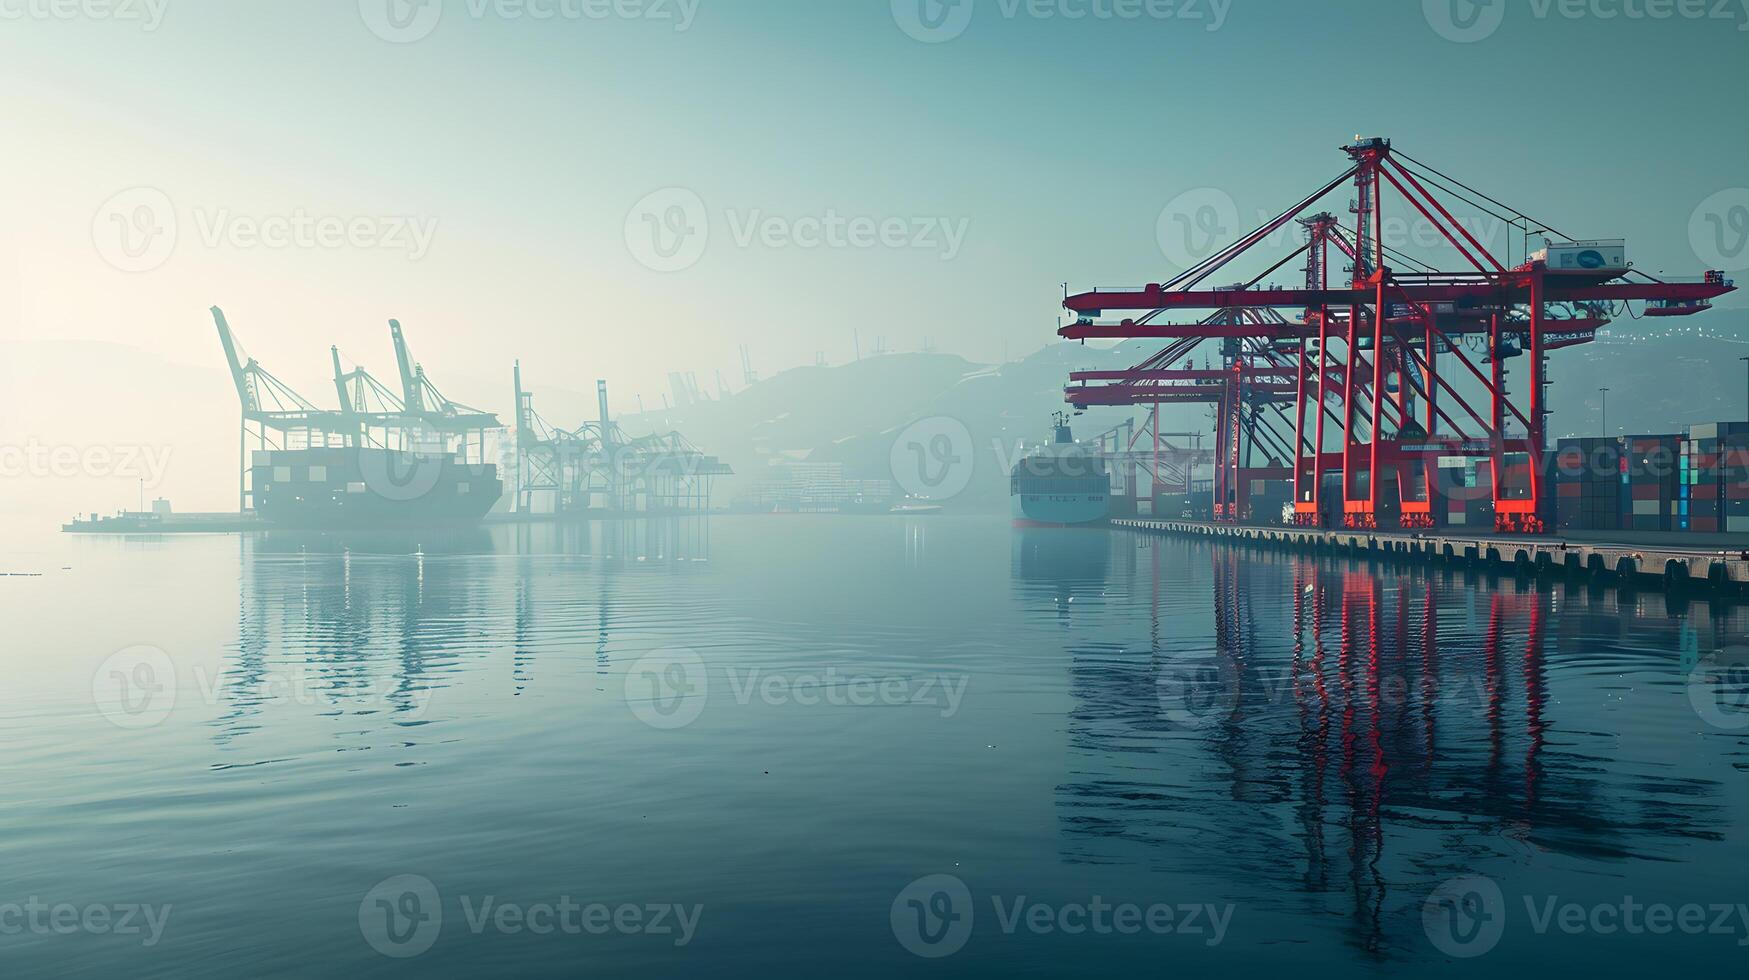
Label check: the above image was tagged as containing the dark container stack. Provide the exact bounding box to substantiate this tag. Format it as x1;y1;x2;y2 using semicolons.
1555;438;1621;532
1623;435;1681;532
1441;458;1493;529
1691;422;1749;535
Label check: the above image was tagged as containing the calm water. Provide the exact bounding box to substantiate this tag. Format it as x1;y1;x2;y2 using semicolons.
4;516;1748;977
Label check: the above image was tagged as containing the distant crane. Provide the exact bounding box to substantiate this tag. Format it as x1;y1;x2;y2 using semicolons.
388;319;499;462
213;307;350;512
739;345;758;387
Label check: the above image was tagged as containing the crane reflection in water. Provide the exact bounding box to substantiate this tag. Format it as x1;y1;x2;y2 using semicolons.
1025;532;1746;963
213;519;712;747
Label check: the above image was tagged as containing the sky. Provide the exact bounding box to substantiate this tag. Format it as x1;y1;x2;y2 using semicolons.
1;0;1747;516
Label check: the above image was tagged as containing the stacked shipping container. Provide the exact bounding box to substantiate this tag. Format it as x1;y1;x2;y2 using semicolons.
1555;438;1621;532
1625;435;1681;532
1690;422;1749;535
1554;425;1749;535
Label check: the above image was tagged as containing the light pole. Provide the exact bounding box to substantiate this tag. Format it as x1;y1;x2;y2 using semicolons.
1740;357;1748;423
1599;387;1609;438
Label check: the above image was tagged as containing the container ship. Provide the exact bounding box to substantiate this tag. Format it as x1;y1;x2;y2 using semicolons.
1010;415;1110;526
250;447;501;529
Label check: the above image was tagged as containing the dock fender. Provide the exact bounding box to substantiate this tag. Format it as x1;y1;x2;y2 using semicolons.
1615;556;1638;579
1663;559;1688;590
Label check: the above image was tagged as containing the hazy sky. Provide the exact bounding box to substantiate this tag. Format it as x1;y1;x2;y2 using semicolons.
2;0;1747;519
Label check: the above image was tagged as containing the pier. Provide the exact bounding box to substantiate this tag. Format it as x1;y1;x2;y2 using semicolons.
1111;519;1749;595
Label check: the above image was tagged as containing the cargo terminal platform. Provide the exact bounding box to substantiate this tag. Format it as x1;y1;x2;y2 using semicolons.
1112;519;1749;595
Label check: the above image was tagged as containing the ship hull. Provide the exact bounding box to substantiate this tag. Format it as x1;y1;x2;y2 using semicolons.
1011;492;1109;527
251;448;502;530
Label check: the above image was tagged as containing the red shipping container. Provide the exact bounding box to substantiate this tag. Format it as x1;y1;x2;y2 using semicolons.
1727;449;1749;468
1729;483;1749;501
1631;484;1662;501
1691;518;1719;533
1694;483;1719;500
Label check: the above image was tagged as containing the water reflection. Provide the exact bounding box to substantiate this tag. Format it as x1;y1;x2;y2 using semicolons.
212;518;713;746
1027;536;1747;962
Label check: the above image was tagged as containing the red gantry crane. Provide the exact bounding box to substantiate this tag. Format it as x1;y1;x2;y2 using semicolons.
1062;137;1736;534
